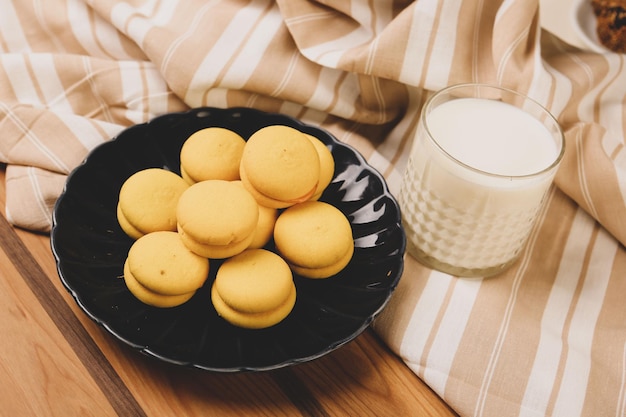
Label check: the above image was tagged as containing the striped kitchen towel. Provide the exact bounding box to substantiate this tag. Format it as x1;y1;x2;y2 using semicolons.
1;1;625;416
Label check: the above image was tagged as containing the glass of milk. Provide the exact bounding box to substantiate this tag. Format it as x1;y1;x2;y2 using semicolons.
399;84;564;278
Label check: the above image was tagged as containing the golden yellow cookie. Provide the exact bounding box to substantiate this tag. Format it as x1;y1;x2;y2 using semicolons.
289;244;354;279
211;249;296;329
176;180;259;258
273;201;353;279
178;225;255;259
116;203;144;240
214;249;294;313
211;284;296;329
123;261;196;308
239;167;304;209
304;134;334;201
117;168;189;239
126;231;210;296
239;125;319;208
180;127;246;184
232;180;278;249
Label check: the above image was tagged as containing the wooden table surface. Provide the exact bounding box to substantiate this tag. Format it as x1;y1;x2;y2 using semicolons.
0;168;457;417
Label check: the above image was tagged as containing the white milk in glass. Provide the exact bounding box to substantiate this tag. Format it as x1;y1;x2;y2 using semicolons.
399;85;563;278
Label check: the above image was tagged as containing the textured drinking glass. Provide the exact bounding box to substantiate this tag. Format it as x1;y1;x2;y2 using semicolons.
399;84;565;278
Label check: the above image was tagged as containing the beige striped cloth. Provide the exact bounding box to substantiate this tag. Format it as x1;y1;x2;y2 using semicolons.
2;0;625;415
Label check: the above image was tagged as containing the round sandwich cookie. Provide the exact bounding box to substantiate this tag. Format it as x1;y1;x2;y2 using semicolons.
123;261;196;308
178;226;255;260
273;201;354;279
124;231;210;307
304;134;335;201
179;127;246;184
116;203;144;240
117;168;189;239
239;125;320;208
211;249;296;329
176;180;259;258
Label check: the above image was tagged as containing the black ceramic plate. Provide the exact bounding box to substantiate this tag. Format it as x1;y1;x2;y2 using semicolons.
51;107;405;372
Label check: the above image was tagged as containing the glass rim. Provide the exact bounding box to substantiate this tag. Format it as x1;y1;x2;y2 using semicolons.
421;83;566;180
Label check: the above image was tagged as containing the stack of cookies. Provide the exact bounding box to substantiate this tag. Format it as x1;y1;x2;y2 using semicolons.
115;124;354;329
211;249;297;329
123;231;210;308
177;180;260;259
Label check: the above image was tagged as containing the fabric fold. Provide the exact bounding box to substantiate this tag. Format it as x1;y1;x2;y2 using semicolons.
2;1;626;416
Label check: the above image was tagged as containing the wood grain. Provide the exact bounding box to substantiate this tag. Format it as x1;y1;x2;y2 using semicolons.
0;226;118;416
0;169;457;417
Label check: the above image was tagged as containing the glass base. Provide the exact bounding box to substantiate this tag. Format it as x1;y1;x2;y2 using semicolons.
405;239;519;278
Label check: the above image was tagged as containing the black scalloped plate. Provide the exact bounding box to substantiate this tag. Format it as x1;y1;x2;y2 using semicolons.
50;107;405;372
